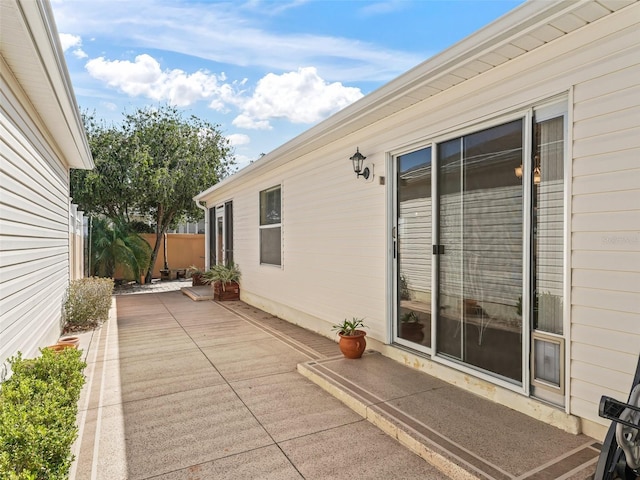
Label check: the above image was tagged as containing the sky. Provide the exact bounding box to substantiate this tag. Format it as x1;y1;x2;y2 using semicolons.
51;0;525;171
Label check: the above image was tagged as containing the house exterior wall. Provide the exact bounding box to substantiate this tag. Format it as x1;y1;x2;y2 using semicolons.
0;0;92;376
0;68;73;371
569;46;640;433
198;3;639;439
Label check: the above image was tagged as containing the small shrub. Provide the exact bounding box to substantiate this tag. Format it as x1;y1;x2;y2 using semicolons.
0;348;86;479
63;277;114;330
201;263;241;289
332;317;367;336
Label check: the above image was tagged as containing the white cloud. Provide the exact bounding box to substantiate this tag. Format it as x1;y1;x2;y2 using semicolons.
51;2;422;83
85;54;237;107
59;33;88;58
359;0;408;16
233;154;256;171
232;114;272;131
73;49;88;59
101;101;118;111
59;33;81;51
226;134;251;146
84;55;362;131
234;67;363;129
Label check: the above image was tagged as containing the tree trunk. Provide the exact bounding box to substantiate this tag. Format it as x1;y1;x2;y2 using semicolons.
145;231;164;284
144;206;174;284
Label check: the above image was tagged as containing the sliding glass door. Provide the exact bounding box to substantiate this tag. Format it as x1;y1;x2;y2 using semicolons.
393;105;566;392
396;147;432;348
436;120;524;382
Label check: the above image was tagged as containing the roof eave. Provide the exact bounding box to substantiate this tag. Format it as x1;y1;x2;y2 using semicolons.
1;0;93;170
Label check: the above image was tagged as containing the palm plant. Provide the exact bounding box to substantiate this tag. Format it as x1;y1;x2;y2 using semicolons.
332;317;367;336
89;217;152;281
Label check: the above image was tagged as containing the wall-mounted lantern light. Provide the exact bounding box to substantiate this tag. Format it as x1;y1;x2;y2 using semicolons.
514;164;541;184
350;147;370;180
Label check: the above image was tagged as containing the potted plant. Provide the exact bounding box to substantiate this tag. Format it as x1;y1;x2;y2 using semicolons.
332;317;367;359
202;263;241;301
188;265;206;286
399;311;424;343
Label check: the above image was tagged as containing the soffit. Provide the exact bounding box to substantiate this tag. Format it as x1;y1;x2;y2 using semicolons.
0;0;93;170
198;0;636;201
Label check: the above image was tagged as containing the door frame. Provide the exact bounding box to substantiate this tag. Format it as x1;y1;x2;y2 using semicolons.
388;108;534;396
215;205;225;266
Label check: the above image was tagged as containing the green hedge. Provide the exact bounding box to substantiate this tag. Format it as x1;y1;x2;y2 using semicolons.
0;348;86;479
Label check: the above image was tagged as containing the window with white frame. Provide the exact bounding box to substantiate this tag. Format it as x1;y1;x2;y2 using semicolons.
259;185;281;266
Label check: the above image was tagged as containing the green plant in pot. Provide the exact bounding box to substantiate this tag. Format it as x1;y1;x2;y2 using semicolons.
400;311;424;343
332;317;367;359
202;263;241;301
188;265;206;286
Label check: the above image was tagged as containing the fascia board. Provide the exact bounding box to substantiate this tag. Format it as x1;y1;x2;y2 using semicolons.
7;0;93;170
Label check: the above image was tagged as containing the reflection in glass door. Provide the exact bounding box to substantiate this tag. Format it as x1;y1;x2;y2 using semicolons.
215;206;225;266
396;147;432;348
436;120;524;382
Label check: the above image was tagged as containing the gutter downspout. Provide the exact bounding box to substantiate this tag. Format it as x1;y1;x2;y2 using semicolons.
195;198;209;270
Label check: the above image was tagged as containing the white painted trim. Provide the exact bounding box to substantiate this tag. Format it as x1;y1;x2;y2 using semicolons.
564;86;575;415
385;151;394;345
523;108;533;397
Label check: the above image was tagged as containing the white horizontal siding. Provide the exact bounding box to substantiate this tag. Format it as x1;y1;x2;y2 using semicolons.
398;197;432;297
200;2;640;433
570;19;640;424
0;73;71;372
440;186;523;311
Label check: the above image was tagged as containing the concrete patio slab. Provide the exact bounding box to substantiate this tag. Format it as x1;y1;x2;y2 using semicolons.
74;290;446;479
117;384;274;479
151;445;303;480
115;348;226;403
279;420;448;480
180;285;214;301
231;371;362;442
299;354;600;479
184;321;273;348
199;336;310;382
72;287;600;479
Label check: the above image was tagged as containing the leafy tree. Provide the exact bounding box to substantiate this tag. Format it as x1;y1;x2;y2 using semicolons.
72;105;234;282
72;114;138;221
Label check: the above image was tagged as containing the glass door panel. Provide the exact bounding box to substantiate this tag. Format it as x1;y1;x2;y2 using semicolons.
437;138;463;359
216;207;224;266
396;147;432;347
531;114;565;404
437;119;524;382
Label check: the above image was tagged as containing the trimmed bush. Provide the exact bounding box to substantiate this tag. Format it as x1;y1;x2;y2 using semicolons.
0;348;86;479
63;277;114;329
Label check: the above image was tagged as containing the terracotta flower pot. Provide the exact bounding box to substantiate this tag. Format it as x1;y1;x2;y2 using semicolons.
213;281;240;301
338;330;367;359
45;343;77;354
400;323;424;343
58;336;80;347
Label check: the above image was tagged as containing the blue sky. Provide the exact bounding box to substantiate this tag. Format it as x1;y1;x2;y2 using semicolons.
51;0;524;170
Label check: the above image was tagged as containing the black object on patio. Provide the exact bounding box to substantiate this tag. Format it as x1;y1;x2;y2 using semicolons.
594;354;640;479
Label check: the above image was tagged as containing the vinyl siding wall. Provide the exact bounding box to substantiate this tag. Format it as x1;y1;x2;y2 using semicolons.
0;71;71;373
569;46;640;425
202;4;640;433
